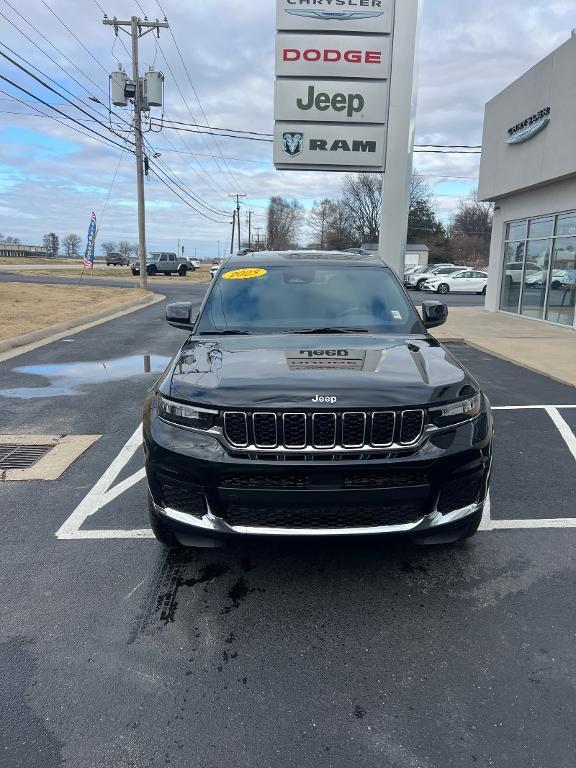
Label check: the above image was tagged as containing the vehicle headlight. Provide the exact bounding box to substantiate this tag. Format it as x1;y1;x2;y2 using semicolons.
157;394;217;430
429;394;481;427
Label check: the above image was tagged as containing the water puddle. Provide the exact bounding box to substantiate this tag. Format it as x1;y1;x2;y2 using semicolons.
0;354;171;398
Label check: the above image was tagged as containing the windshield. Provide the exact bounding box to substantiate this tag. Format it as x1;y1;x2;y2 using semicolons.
196;265;425;335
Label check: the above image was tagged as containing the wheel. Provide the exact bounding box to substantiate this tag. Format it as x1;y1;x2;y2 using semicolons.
147;265;157;276
551;280;562;290
437;283;450;294
131;269;138;276
416;279;427;291
481;286;487;295
178;265;187;277
148;492;182;548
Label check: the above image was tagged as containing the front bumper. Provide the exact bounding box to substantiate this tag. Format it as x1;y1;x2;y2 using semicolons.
144;396;493;544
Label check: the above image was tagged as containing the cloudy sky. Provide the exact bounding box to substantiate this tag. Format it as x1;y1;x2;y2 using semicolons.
0;0;574;258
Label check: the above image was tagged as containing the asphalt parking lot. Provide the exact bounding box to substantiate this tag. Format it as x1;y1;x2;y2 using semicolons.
1;283;575;768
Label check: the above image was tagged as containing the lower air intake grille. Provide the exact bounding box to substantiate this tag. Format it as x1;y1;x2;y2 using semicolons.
223;503;425;529
159;481;207;518
343;471;427;489
219;474;309;489
437;476;483;514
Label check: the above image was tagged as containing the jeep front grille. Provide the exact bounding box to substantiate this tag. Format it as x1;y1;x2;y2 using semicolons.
222;410;425;450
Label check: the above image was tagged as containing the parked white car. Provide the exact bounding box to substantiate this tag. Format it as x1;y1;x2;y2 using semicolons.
524;269;568;289
423;269;488;295
405;265;466;290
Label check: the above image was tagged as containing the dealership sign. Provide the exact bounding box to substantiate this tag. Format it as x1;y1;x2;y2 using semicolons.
275;80;389;123
276;0;394;34
274;123;386;170
506;107;551;145
274;0;395;171
275;33;391;79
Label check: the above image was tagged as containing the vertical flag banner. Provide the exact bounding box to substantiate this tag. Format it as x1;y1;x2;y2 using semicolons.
83;211;97;270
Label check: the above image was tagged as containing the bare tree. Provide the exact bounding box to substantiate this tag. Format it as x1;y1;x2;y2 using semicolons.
118;240;136;258
101;241;117;256
309;199;356;251
451;192;494;236
308;199;333;249
42;233;59;258
266;197;303;250
342;173;382;244
3;235;21;244
63;233;82;258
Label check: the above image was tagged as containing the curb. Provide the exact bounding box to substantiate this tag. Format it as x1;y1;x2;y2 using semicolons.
0;292;165;362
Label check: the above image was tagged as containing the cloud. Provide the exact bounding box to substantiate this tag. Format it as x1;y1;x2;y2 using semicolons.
0;0;572;251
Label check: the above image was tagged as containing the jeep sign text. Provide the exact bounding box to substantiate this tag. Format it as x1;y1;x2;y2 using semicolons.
275;80;389;123
275;33;391;79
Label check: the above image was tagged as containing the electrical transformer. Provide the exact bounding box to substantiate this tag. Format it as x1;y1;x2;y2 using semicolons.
110;66;128;107
144;68;164;108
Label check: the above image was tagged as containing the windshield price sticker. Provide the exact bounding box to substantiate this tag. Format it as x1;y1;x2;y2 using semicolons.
223;268;268;280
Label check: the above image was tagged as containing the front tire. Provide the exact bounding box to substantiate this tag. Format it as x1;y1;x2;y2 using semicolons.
437;283;450;294
416;279;427;291
147;265;157;276
178;265;187;277
148;493;181;548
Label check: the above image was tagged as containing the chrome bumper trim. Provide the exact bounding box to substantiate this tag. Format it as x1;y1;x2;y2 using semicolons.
154;499;485;538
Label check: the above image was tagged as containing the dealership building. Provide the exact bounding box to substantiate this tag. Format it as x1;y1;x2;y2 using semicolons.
479;36;576;330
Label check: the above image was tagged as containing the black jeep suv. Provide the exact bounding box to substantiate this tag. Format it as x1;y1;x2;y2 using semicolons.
144;252;492;548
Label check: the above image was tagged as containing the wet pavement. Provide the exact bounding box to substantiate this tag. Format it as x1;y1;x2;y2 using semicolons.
0;282;575;768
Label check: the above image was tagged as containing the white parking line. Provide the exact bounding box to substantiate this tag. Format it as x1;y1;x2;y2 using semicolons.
56;405;576;541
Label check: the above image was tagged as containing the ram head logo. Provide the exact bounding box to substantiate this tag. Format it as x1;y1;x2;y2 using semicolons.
282;132;304;158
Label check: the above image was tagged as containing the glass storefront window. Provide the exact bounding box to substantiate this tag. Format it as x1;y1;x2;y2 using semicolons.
501;212;576;328
500;242;525;313
506;221;527;241
520;240;551;320
556;213;576;238
528;216;554;240
545;237;576;327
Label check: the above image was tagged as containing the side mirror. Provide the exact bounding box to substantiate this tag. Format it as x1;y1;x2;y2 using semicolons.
422;301;448;329
166;302;198;330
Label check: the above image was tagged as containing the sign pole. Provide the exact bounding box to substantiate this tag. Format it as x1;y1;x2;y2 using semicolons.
378;0;421;276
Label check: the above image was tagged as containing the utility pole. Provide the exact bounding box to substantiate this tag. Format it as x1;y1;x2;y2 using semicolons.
103;14;169;290
247;211;252;250
230;210;236;255
229;194;247;253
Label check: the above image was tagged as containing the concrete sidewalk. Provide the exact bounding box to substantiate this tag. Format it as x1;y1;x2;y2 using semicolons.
434;308;576;388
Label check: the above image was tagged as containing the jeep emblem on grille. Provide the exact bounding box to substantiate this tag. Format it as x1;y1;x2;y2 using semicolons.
312;395;337;403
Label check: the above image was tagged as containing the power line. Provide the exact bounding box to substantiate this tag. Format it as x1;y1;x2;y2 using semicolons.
40;0;110;75
148;167;231;224
0;88;133;153
0;82;131;152
144;135;231;217
154;0;241;191
0;0;108;99
0;47;134;149
151;41;232;198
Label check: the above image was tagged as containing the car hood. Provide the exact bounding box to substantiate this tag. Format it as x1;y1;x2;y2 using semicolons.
162;335;478;410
